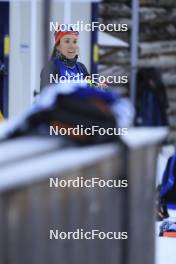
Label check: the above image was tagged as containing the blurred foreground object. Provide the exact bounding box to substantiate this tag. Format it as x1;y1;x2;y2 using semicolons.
0;128;167;264
156;153;176;220
0;83;134;144
135;67;168;127
159;220;176;237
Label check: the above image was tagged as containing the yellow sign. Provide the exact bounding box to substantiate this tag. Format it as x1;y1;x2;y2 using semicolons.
0;111;4;122
93;44;99;63
4;35;10;56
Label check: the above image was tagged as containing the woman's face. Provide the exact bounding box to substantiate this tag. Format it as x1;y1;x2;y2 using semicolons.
56;35;78;59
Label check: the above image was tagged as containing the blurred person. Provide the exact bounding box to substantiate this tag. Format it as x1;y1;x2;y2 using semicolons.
135;67;168;126
157;153;176;221
40;24;107;90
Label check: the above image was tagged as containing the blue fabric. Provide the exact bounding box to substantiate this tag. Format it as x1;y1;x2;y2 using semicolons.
52;58;120;104
38;83;120;111
53;58;86;81
160;155;176;198
140;90;162;126
167;203;176;210
160;220;176;234
69;86;119;105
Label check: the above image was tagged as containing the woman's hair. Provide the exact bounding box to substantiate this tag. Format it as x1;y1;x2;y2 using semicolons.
51;44;58;58
136;67;168;107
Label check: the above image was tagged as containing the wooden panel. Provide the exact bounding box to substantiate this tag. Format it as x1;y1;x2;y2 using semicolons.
139;41;176;57
0;150;127;264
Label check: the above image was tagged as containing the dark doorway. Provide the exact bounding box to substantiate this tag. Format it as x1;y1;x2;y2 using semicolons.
0;2;9;117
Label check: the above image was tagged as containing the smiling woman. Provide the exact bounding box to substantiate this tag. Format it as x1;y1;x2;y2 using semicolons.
40;24;90;90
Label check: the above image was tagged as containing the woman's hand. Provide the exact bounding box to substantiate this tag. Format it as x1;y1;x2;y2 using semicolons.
85;76;109;89
98;81;108;89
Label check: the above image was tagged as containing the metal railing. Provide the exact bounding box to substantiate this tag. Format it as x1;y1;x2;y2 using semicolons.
0;128;167;264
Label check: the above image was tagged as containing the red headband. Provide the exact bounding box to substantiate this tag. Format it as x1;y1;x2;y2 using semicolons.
55;31;78;45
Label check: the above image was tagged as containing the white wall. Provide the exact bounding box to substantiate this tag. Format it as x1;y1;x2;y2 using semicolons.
72;2;91;71
9;1;31;118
